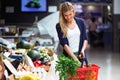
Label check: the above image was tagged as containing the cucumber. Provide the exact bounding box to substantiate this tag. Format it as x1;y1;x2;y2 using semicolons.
27;50;40;61
16;40;31;49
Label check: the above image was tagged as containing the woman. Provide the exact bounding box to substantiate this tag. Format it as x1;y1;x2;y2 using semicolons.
56;2;88;67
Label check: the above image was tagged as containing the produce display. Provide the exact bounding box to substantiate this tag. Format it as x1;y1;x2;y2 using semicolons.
1;39;100;80
1;40;55;80
27;47;54;65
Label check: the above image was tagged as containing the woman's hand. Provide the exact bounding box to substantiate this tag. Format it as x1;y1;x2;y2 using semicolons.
79;51;85;59
75;59;81;67
63;44;82;66
79;40;88;59
73;57;81;67
77;60;81;67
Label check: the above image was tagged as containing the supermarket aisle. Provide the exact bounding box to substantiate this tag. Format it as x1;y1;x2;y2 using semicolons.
87;47;120;80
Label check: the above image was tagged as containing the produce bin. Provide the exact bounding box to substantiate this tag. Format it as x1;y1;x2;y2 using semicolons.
68;64;100;80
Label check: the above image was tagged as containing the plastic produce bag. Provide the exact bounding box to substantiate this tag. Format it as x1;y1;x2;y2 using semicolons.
45;54;59;80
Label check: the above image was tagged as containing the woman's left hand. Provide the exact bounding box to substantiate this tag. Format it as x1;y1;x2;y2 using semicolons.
79;51;85;59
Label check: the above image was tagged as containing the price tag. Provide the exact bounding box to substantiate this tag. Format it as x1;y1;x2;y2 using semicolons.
3;59;18;75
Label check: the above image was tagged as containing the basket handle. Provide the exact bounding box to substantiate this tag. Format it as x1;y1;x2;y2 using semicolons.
79;52;89;68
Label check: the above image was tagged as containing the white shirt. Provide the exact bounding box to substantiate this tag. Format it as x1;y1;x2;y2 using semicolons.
67;25;80;52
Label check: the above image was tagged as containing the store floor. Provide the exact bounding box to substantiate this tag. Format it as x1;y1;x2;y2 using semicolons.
57;45;120;80
85;46;120;80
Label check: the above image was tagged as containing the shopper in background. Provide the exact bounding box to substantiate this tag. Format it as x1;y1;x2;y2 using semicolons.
88;16;98;47
88;16;104;47
56;2;88;67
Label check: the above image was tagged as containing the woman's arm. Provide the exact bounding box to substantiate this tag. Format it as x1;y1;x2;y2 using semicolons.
79;40;88;57
64;44;81;65
81;40;88;53
79;18;88;57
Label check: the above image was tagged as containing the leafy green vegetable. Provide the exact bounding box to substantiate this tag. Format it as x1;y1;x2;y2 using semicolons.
55;54;79;80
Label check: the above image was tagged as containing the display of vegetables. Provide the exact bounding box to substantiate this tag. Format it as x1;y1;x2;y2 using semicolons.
2;38;57;80
27;47;54;69
3;38;100;80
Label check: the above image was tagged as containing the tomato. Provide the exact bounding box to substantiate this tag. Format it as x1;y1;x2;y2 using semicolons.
33;60;42;67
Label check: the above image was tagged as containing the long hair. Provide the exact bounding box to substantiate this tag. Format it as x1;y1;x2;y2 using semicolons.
59;2;75;38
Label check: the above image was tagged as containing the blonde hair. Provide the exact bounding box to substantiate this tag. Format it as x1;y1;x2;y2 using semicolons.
59;2;75;38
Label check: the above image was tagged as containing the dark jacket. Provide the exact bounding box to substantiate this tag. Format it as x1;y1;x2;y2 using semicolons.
56;17;88;56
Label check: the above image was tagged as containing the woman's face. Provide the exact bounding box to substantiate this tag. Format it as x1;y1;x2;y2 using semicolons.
63;9;74;23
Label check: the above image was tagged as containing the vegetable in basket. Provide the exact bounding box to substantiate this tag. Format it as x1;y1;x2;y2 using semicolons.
55;54;79;80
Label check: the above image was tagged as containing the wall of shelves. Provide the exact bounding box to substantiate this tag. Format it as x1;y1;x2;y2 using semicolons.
0;25;40;42
0;25;59;51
